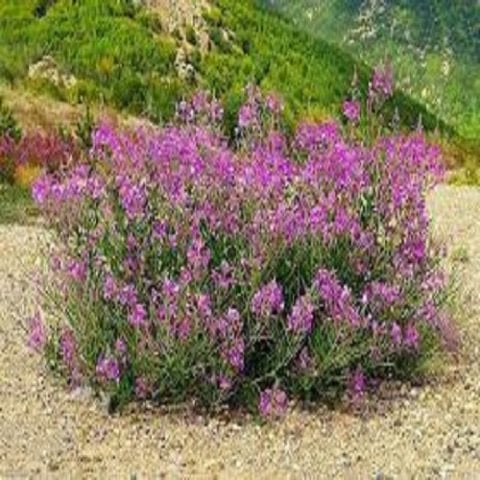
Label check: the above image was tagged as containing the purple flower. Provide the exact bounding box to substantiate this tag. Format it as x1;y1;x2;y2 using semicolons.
27;312;46;352
152;220;167;239
96;355;121;383
128;303;147;327
296;347;313;371
115;338;127;357
226;308;241;328
162;278;180;300
212;261;233;289
251;280;284;318
258;387;288;419
265;93;283;114
226;337;245;372
348;366;366;403
117;175;146;220
118;284;137;307
66;259;87;283
287;295;315;334
135;376;151;399
404;324;420;349
238;104;257;129
103;275;118;301
196;293;212;319
187;238;211;272
314;269;361;327
342;100;361;123
390;322;403;347
59;328;79;381
175;317;191;341
370;63;394;98
217;374;233;391
364;281;401;312
32;176;51;205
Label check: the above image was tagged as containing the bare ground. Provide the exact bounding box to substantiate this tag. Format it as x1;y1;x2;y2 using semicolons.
0;185;479;479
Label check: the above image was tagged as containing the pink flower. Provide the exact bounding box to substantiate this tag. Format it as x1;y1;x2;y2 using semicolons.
217;374;233;391
404;324;420;349
135;377;151;399
103;275;118;300
370;63;394;98
226;337;245;372
118;284;137;307
342;100;361;123
251;280;284;318
314;269;361;327
128;303;147;327
115;338;127;358
32;176;52;205
287;295;314;334
27;312;46;352
265;93;283;114
348;366;366;403
96;355;121;383
59;328;80;382
259;387;288;419
390;322;402;347
296;347;314;371
66;259;87;283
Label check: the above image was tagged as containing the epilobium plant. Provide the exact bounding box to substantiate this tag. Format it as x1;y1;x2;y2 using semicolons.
30;76;457;416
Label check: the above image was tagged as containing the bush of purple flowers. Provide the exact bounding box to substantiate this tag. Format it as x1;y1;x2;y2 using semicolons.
30;74;458;416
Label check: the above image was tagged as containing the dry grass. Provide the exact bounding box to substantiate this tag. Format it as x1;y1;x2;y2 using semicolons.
0;84;154;134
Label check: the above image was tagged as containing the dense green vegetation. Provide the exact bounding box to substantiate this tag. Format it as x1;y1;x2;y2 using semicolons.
264;0;480;140
0;0;181;121
204;0;449;133
0;184;37;224
0;0;445;132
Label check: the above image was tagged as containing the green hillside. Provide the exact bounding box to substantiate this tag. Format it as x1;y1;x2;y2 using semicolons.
262;0;480;139
0;0;445;132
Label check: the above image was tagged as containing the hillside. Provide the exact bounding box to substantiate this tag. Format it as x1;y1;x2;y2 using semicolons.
0;0;445;132
262;0;480;139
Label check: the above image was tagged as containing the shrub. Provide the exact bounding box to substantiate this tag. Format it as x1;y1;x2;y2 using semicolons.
208;27;232;54
33;0;57;18
185;25;198;46
30;81;457;416
0;183;38;225
0;96;21;141
0;0;448;134
0;130;80;185
202;7;223;27
0;136;17;184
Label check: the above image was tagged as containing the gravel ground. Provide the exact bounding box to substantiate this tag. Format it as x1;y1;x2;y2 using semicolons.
1;185;479;479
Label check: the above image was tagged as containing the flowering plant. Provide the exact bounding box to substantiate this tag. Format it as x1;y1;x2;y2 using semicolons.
0;130;80;185
30;77;457;416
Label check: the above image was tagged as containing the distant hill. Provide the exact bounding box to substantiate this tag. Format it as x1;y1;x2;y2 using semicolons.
0;0;447;133
263;0;480;139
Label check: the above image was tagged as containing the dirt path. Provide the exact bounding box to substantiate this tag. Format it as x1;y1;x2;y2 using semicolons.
1;185;479;479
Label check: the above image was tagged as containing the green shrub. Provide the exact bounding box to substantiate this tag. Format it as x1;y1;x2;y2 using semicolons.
202;6;223;26
0;0;451;136
33;0;57;17
185;25;198;46
209;27;232;53
0;0;179;121
137;12;164;34
0;184;37;224
188;49;203;72
0;96;22;141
